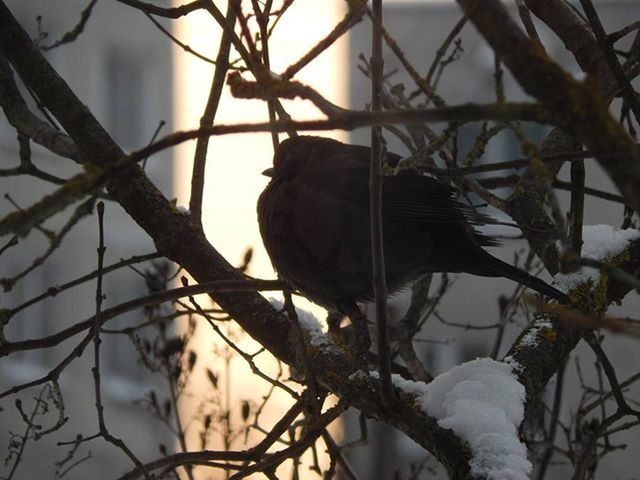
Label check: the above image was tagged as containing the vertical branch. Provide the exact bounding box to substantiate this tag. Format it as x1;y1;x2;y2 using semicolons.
93;201;107;432
92;202;151;480
515;0;545;51
283;290;321;415
251;0;278;150
535;360;566;480
189;2;237;227
569;159;585;255
369;0;393;407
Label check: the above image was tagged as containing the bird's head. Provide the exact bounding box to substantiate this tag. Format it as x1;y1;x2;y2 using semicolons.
263;136;346;180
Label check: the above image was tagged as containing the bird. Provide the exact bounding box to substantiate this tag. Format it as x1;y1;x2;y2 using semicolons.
257;135;568;313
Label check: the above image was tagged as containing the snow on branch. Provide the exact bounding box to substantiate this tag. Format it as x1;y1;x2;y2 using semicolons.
555;225;640;293
378;358;530;480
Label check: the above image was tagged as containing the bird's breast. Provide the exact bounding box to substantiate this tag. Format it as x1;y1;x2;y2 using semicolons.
257;178;374;308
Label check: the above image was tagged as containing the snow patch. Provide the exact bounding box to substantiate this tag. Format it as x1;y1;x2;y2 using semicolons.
555;225;640;292
377;358;530;480
176;205;190;216
519;320;553;348
268;298;329;347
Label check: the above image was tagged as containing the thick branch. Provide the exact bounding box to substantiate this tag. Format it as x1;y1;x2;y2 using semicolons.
459;0;640;215
0;52;79;161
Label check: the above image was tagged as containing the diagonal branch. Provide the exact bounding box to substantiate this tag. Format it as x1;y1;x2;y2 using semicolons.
189;2;237;226
0;51;79;161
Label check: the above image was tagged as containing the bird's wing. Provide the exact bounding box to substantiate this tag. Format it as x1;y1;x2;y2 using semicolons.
327;151;499;245
381;172;487;223
382;172;500;246
304;144;499;246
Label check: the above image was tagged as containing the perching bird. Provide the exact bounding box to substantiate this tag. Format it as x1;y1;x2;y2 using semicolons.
257;136;568;312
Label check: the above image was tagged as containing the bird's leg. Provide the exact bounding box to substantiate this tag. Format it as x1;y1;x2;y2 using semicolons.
340;302;371;366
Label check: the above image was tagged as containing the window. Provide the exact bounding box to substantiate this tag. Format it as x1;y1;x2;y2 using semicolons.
1;250;55;376
104;47;145;148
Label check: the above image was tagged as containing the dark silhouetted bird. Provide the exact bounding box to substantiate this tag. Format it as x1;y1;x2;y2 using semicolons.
257;136;568;312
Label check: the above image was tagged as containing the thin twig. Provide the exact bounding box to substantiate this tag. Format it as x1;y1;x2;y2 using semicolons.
282;291;321;412
393;275;434;382
1;197;96;292
425;15;468;90
366;7;443;107
41;0;98;50
91;202;152;479
228;401;347;480
7;252;161;318
0;51;79;161
184;280;298;398
251;0;278;150
515;0;545;51
281;4;366;80
580;0;640;123
188;1;237;226
92;201;107;435
369;0;394;409
536;360;566;480
608;20;640;43
144;13;215;64
583;331;640;416
0;278;284;358
115;0;207;18
5;385;55;479
569;158;585;255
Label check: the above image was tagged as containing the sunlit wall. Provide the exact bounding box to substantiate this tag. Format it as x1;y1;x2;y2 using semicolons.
172;1;348;476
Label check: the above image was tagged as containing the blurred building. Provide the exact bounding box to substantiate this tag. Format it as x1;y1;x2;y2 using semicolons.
0;1;174;478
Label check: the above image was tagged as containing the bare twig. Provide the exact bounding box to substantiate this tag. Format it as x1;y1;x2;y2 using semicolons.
144;13;216;64
369;0;394;409
569;158;585;255
227;401;347;480
90;202;152;479
0;51;79;161
425;15;468;91
393;275;434;382
189;1;237;226
1;197;96;292
115;0;207;18
91;201;106;437
608;21;640;43
281;3;366;80
515;0;545;51
536;360;566;480
251;0;278;150
366;6;444;107
583;331;640;416
126;101;550;170
0;278;284;358
282;291;321;412
580;0;640;123
184;280;298;398
41;0;98;50
7;252;161;318
5;385;60;479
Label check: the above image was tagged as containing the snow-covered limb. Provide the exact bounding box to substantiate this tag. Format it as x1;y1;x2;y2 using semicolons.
268;298;333;349
375;359;530;480
555;225;640;294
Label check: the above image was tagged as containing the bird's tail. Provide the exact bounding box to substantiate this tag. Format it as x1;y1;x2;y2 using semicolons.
468;250;569;303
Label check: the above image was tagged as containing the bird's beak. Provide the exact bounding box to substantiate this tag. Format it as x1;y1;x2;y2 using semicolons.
262;167;274;178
